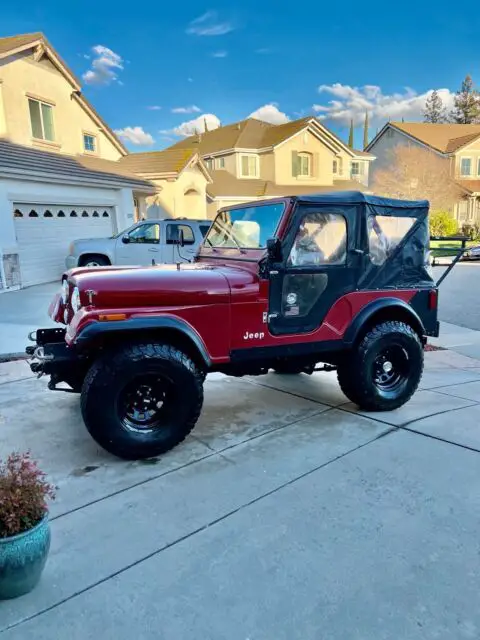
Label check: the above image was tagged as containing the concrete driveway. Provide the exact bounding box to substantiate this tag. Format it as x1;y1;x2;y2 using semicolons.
2;351;480;638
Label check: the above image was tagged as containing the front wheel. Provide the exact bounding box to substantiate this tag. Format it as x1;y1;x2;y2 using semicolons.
337;321;423;411
79;254;110;268
81;343;204;460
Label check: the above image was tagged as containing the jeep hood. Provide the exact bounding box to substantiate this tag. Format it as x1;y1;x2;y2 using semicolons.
68;263;258;308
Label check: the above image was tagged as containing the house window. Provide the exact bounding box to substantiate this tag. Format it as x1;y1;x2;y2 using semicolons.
477;158;480;175
333;160;338;174
28;98;55;142
351;162;364;178
460;158;472;176
205;158;213;170
297;153;311;177
240;154;258;177
83;133;96;153
216;157;225;169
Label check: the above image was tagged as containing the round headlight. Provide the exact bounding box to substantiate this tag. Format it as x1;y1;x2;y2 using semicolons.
62;278;69;303
71;287;81;313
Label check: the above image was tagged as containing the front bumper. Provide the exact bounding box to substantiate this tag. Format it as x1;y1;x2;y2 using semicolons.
26;328;80;386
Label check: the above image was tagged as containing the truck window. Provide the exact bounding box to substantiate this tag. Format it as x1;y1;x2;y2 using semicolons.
127;223;160;244
205;203;284;249
288;213;347;266
199;224;211;238
166;224;195;245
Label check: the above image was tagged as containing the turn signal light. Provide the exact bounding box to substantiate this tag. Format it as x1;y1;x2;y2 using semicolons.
98;313;127;321
428;289;438;310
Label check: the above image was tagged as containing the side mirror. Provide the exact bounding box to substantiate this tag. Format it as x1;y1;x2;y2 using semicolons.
267;237;282;263
122;235;130;244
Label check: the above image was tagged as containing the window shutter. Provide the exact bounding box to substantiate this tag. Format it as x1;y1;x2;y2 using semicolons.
292;151;299;177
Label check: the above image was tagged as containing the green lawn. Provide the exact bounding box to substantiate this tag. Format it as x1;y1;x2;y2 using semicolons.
430;239;477;257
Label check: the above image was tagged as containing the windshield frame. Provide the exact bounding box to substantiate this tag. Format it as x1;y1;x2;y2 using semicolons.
204;201;286;251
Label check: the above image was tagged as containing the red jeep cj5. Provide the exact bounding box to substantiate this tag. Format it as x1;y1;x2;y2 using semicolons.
27;192;439;460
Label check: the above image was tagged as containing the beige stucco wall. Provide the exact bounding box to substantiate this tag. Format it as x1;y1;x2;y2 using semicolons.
0;51;122;160
273;129;337;185
148;165;209;220
0;83;6;137
259;151;275;181
455;138;480;179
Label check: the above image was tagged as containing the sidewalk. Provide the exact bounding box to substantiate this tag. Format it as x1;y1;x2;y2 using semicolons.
430;321;480;360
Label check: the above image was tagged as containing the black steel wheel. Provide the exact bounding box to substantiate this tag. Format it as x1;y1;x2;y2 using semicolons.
337;321;423;411
81;343;204;460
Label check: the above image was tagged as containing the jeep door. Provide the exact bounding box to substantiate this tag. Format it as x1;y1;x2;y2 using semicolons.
115;222;161;265
268;204;362;336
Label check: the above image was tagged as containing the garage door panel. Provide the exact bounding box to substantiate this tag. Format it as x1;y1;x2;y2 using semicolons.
13;204;114;287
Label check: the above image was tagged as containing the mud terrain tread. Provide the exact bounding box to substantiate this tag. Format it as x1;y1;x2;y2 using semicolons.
337;321;423;411
81;342;204;459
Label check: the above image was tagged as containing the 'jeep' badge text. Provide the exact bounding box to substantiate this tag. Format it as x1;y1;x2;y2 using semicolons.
243;331;265;340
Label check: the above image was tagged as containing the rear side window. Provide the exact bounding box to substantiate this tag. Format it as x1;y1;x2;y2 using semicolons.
166;223;195;245
368;215;415;266
199;224;211;238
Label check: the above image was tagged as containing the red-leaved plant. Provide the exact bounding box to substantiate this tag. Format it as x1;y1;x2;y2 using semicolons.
0;452;56;539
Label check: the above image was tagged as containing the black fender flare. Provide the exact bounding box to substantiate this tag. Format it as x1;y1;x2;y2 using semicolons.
75;316;212;367
343;297;425;346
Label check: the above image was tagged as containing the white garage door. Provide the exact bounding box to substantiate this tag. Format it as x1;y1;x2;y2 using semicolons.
13;204;115;287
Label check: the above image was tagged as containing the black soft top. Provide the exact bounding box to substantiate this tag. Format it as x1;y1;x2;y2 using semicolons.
296;190;429;212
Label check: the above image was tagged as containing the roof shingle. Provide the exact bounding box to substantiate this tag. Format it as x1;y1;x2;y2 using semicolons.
391;122;480;154
0;32;42;56
118;148;198;175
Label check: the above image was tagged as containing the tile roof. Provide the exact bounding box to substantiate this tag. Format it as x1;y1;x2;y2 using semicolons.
456;180;480;194
206;170;366;198
391;122;480;154
0;32;42;56
0;139;154;190
118;148;198;175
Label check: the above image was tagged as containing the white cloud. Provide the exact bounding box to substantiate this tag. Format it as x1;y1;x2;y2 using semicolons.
211;50;228;58
313;84;455;126
171;105;201;114
147;105;162;111
161;113;221;137
186;11;235;36
82;45;123;86
249;103;290;124
114;126;154;146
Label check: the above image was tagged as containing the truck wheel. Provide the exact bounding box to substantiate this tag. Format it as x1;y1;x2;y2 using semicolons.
79;254;110;268
337;321;423;411
81;343;204;460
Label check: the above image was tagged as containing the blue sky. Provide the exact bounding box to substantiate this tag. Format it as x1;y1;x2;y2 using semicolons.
2;0;480;151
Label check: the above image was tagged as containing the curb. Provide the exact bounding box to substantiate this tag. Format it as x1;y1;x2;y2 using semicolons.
0;353;28;364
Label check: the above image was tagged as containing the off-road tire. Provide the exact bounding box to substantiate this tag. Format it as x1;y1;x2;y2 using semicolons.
81;343;204;460
337;321;423;411
79;254;110;268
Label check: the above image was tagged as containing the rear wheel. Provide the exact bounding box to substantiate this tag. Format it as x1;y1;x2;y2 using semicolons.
79;254;110;268
81;343;203;460
337;321;423;411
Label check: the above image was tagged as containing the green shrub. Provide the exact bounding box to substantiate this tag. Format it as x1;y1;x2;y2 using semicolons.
429;210;458;237
462;223;480;241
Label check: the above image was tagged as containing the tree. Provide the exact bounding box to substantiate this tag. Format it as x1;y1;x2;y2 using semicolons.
450;75;480;124
363;112;369;150
429;211;458;237
423;90;448;123
348;119;354;148
372;145;462;212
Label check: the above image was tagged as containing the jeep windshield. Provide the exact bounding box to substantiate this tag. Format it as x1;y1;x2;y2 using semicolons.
205;203;285;249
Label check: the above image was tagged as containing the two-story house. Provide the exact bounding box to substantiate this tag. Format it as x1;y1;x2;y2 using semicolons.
0;32;155;289
366;122;480;224
123;116;375;219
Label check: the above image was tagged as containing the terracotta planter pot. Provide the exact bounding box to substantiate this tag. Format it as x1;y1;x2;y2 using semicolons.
0;517;51;599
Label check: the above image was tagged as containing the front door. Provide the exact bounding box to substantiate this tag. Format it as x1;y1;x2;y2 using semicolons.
116;222;161;265
268;206;362;336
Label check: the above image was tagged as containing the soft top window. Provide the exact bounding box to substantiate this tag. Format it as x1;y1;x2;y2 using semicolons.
205;203;284;249
368;215;415;266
